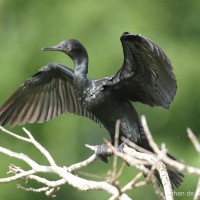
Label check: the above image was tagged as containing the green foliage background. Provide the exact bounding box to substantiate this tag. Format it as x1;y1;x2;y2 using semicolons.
0;0;199;199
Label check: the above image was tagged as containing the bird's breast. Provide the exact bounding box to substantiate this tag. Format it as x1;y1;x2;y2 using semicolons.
83;84;105;108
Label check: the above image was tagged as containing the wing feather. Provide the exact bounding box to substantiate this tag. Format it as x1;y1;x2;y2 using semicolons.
0;62;100;126
109;33;176;108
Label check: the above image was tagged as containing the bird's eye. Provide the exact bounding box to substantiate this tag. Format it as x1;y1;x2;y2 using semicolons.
64;44;72;52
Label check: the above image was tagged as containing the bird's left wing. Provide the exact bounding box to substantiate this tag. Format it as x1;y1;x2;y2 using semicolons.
0;62;99;126
108;32;176;108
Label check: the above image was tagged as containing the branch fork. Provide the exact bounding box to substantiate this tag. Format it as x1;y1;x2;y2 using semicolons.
0;116;199;200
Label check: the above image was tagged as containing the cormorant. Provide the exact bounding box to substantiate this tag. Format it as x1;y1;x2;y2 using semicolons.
0;32;183;188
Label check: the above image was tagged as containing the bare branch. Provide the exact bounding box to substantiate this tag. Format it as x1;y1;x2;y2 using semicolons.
23;127;57;167
0;146;41;170
67;153;97;172
0;169;35;183
116;162;126;180
141;116;200;175
194;178;200;200
0;126;121;198
122;145;173;200
121;172;143;192
0;116;200;200
187;128;200;153
112;119;120;181
0;126;31;142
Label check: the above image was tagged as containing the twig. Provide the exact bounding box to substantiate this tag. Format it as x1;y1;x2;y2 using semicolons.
109;120;121;184
121;136;153;154
141;116;200;175
67;153;97;172
116;162;126;180
122;145;173;200
77;171;103;180
0;126;30;142
187;128;200;153
105;139;167;200
194;178;200;200
0;116;200;199
0;169;35;183
0;146;41;171
17;185;50;193
121;172;143;192
104;138;149;174
0;127;121;198
22;127;57;167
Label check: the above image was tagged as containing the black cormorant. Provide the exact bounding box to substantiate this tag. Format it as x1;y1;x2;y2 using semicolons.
0;32;183;188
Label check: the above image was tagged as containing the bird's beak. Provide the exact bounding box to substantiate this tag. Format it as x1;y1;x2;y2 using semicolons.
42;45;62;51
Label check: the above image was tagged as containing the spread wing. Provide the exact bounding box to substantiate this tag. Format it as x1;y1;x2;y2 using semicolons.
0;62;99;126
109;32;176;108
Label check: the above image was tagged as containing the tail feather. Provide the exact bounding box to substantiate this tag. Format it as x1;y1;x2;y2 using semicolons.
155;169;184;189
139;123;184;189
154;153;184;189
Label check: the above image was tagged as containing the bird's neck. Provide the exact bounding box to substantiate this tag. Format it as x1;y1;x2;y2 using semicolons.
74;52;88;78
74;59;88;77
73;54;89;97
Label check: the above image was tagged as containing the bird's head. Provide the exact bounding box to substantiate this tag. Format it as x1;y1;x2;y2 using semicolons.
42;39;88;63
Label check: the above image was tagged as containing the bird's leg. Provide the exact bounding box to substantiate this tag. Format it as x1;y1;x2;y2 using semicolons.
96;142;126;163
117;142;125;153
96;144;112;163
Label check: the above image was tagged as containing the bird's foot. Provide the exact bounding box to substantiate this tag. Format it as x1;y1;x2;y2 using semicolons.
117;143;125;153
96;144;112;163
96;143;125;163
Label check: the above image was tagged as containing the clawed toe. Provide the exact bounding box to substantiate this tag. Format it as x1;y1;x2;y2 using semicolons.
95;143;126;163
117;143;125;153
96;144;111;163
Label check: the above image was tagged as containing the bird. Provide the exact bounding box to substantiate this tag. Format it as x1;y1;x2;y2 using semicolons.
0;32;183;188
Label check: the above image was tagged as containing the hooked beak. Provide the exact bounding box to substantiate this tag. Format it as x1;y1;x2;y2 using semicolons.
42;45;62;51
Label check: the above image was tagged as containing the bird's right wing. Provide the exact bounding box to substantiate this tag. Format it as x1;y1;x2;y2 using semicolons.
0;63;99;126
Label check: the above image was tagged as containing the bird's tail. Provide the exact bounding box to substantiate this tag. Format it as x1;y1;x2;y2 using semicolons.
139;124;184;189
154;153;184;189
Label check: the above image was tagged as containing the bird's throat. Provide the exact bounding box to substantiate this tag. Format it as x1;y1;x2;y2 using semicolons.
74;58;88;77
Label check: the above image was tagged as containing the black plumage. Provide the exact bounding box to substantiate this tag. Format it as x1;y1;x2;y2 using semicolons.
0;32;183;188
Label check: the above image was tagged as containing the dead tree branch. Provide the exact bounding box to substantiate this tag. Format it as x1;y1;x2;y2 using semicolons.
0;116;199;200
